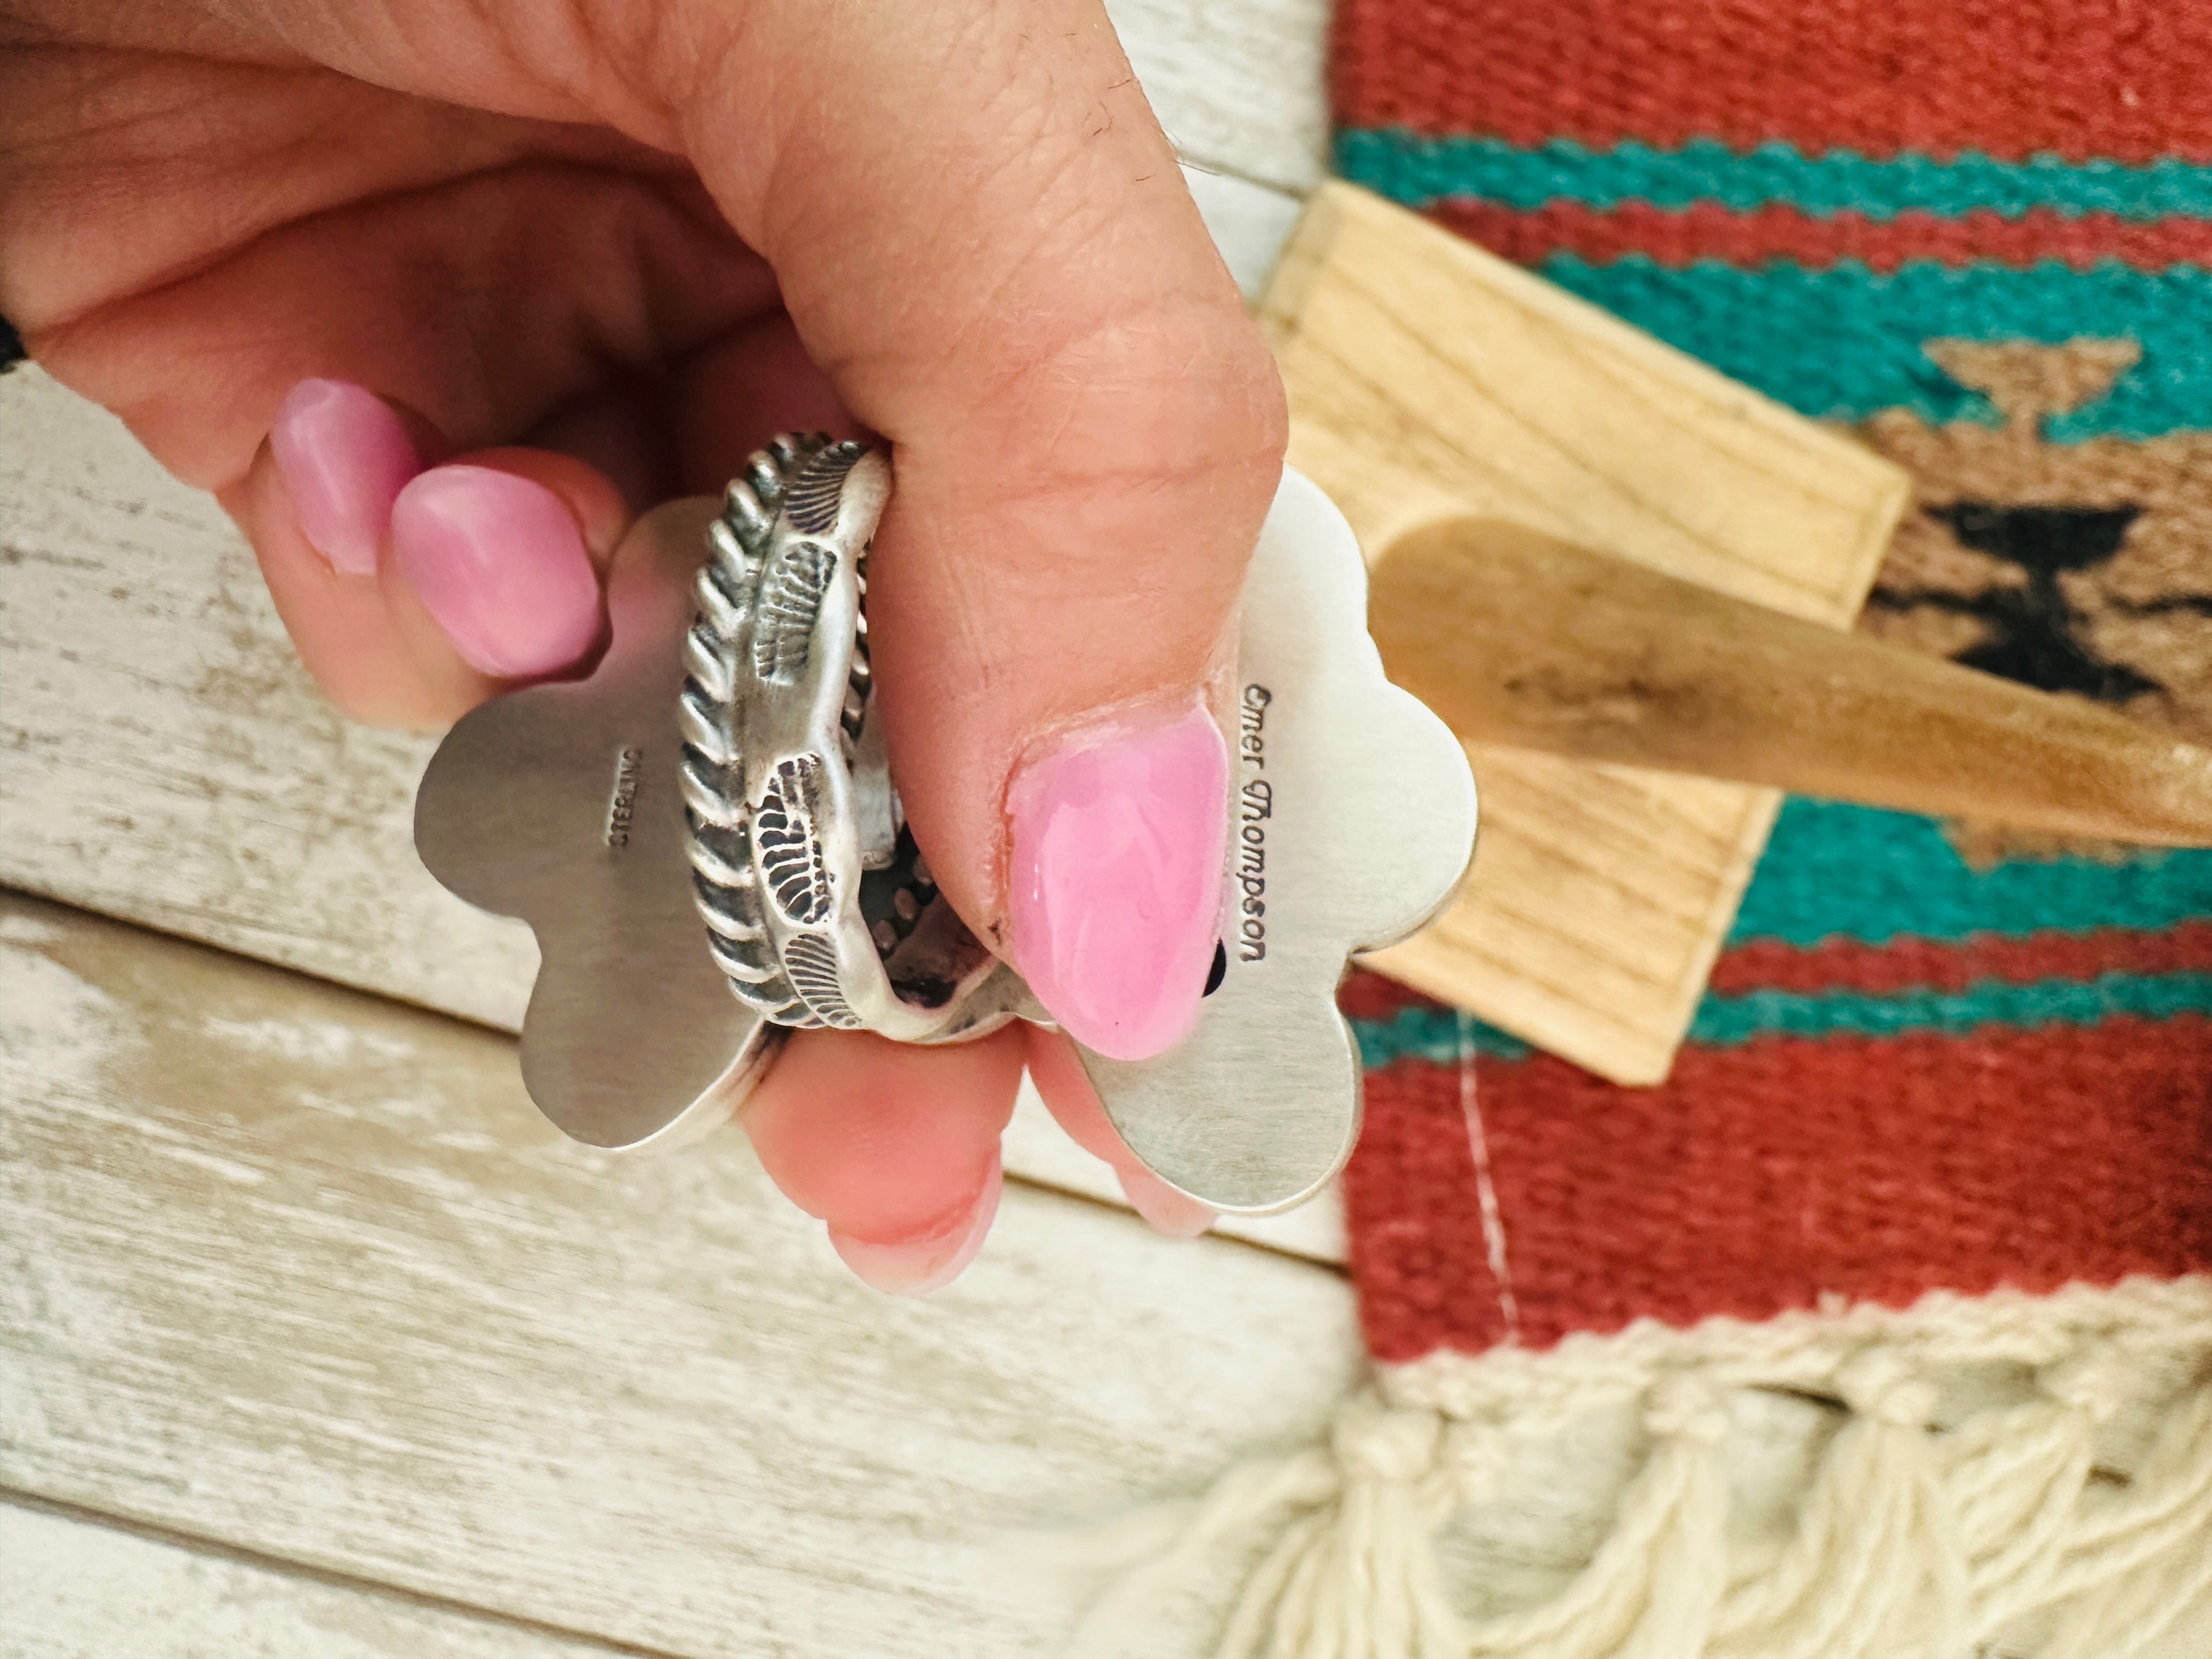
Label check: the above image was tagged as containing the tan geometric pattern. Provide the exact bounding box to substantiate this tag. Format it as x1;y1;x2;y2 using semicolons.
1860;339;2212;862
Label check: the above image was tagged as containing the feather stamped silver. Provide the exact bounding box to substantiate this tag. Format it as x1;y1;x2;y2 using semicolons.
679;435;1016;1044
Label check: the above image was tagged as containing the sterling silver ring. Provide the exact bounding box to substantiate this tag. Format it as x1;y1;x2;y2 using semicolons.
677;435;1020;1044
411;450;1477;1206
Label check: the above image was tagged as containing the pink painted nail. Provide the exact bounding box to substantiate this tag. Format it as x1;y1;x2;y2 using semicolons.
828;1154;1002;1296
390;466;603;679
268;379;421;576
1006;704;1228;1061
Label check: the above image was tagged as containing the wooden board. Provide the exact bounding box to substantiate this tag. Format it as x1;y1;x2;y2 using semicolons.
13;899;2211;1659
1;1502;617;1659
1107;0;1329;195
0;896;1886;1658
1261;182;1914;1082
0;894;1363;1657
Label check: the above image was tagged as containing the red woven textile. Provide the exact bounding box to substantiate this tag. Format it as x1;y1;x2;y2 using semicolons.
1330;0;2212;1367
1335;0;2212;161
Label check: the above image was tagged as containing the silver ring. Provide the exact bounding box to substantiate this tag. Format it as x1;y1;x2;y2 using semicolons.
677;435;1017;1043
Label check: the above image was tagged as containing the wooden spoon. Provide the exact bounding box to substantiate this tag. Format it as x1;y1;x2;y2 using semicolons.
1369;517;2212;848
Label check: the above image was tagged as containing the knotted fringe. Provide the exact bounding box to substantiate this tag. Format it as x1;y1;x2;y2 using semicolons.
1077;1277;2212;1659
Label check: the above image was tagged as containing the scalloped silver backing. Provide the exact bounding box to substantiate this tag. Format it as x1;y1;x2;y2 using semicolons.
414;467;1475;1215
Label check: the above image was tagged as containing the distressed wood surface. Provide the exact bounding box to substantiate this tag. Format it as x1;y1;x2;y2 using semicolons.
0;894;1362;1656
1374;518;2212;845
1;1502;623;1659
10;901;2207;1658
0;895;1868;1659
1108;0;1330;195
1261;183;1914;1084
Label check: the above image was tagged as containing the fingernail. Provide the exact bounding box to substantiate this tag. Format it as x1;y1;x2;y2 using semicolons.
1118;1166;1216;1239
827;1154;1002;1296
1006;704;1228;1061
390;465;602;679
269;378;421;575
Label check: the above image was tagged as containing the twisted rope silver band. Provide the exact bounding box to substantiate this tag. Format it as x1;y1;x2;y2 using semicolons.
678;435;1017;1043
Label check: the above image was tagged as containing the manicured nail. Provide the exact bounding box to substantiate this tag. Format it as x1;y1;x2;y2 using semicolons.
390;465;602;679
1118;1166;1216;1239
828;1154;1002;1296
269;378;421;575
1006;704;1228;1061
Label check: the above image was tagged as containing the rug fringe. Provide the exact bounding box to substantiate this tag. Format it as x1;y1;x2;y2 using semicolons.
1080;1277;2212;1659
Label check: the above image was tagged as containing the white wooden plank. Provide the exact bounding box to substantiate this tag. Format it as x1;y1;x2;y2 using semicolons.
1181;163;1306;300
13;905;2204;1655
1111;0;1331;195
0;894;1361;1657
1;360;1345;1262
0;1503;619;1659
0;367;529;1027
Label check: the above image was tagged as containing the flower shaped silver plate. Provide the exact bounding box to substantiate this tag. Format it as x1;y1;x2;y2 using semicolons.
1070;469;1477;1213
413;469;1476;1213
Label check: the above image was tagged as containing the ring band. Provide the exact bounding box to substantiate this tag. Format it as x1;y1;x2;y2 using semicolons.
679;435;1018;1043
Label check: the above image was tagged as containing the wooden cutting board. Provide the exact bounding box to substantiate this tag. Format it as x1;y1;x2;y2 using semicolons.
1261;182;1912;1084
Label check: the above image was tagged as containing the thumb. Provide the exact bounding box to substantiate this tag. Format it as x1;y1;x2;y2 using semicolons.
680;0;1286;1059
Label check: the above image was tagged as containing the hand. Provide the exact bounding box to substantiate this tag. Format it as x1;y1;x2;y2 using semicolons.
1;0;1285;1289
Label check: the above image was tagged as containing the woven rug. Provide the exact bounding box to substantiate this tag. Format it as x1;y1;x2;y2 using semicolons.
1099;5;2212;1655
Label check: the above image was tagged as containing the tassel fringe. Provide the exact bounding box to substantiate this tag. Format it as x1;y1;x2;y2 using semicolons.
1080;1277;2212;1659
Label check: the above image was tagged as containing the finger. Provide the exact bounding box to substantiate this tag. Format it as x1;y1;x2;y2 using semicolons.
232;384;632;725
230;329;844;728
743;1026;1025;1295
222;381;443;727
36;154;787;728
668;310;861;494
521;374;682;512
382;447;628;701
33;159;777;496
1024;1026;1215;1238
662;0;1288;1062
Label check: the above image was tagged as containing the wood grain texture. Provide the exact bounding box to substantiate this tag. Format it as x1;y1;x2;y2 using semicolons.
1375;519;2212;845
13;909;2205;1657
1261;183;1914;1083
0;894;1362;1657
1;1503;622;1659
0;366;1342;1263
1;368;532;1028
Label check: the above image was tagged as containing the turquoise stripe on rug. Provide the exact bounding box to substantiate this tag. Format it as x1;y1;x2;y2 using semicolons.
1353;969;2212;1067
1733;802;2212;946
1337;130;2212;223
1531;256;2212;436
1355;1009;1533;1068
1694;971;2212;1045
